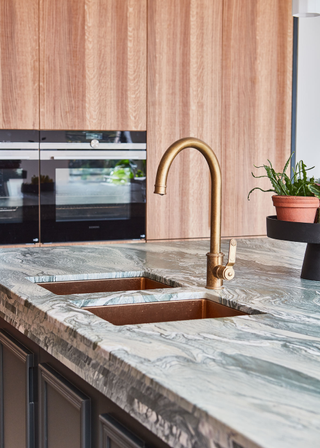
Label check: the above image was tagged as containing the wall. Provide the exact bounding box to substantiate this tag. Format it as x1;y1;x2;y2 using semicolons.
296;16;320;177
0;0;294;242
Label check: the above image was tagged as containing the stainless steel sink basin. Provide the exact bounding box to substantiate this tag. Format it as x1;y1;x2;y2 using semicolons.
37;277;174;295
83;299;248;326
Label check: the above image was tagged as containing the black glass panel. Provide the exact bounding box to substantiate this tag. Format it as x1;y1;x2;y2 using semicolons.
40;130;146;144
0;130;146;244
0;130;39;143
0;159;39;244
40;158;146;243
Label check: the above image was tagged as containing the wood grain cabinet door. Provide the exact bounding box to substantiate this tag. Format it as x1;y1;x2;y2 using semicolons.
146;0;293;240
146;0;222;240
221;0;293;237
0;330;35;448
99;414;145;448
0;0;39;129
39;363;90;448
40;0;147;131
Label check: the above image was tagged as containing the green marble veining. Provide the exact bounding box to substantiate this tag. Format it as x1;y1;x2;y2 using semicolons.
0;238;320;448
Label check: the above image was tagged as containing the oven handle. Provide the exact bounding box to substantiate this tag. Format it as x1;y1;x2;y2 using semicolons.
40;142;146;150
0;150;39;160
0;156;30;160
0;142;39;150
40;150;147;160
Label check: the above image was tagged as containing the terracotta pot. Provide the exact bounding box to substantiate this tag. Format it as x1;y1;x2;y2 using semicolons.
272;195;320;223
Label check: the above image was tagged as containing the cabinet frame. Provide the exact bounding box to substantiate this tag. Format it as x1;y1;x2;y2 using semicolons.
39;363;91;448
99;414;145;448
0;330;35;448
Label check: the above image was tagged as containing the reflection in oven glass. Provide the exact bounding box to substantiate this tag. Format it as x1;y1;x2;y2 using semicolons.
41;160;146;223
55;168;131;222
0;162;38;225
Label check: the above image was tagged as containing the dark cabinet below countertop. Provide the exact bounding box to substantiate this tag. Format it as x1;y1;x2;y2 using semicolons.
0;317;170;448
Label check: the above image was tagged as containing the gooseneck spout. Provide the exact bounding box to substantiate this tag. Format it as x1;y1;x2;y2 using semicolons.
154;137;236;290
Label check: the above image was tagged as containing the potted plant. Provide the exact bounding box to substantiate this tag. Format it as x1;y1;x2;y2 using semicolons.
247;154;320;223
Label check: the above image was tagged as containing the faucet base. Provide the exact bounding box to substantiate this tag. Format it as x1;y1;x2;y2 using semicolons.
206;252;224;289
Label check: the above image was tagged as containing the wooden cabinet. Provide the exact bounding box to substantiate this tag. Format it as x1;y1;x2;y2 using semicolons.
0;0;39;129
39;0;147;130
0;330;36;448
146;0;222;240
0;0;146;131
146;0;293;240
0;0;293;239
221;0;293;237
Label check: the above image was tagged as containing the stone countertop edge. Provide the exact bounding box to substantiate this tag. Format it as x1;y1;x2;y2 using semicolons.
0;238;320;448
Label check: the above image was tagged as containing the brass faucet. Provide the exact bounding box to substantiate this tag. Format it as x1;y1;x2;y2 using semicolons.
154;137;236;289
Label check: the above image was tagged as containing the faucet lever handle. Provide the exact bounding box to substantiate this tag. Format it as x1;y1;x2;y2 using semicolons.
217;239;237;281
226;239;237;267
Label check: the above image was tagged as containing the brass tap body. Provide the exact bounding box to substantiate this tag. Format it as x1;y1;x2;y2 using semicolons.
154;137;236;289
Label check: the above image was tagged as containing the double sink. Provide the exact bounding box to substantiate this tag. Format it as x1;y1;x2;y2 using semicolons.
36;275;250;326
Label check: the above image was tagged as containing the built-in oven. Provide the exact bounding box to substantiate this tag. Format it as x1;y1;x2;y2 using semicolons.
39;131;146;243
0;130;39;244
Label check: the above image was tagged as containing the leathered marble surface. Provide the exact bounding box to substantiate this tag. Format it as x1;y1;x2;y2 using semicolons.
1;238;320;448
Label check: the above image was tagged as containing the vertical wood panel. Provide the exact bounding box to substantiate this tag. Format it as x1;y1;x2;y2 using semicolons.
40;0;146;130
221;0;293;236
40;0;86;128
0;0;39;129
147;0;222;240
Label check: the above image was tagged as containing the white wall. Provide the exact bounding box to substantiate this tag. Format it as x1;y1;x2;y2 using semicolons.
296;16;320;178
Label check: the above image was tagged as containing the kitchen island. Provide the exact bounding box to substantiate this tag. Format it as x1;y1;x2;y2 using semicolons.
0;238;320;448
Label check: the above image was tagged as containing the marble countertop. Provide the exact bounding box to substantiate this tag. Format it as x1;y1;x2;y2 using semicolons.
0;238;320;448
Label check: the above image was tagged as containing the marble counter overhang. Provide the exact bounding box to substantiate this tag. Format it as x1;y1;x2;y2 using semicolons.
1;238;320;448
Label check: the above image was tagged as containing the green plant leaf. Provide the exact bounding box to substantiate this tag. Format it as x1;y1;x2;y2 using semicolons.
248;152;319;201
283;153;293;175
308;183;320;199
247;187;275;200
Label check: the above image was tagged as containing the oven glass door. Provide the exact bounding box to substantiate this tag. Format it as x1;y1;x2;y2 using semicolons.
0;149;39;244
40;150;146;243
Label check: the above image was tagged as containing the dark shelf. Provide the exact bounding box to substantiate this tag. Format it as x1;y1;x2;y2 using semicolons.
266;215;320;244
266;216;320;281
